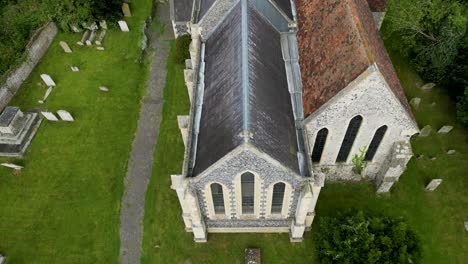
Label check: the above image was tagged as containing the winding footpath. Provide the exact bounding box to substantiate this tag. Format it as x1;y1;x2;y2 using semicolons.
119;4;173;264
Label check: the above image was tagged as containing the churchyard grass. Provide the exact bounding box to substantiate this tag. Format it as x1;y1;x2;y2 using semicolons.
0;0;152;262
141;25;468;264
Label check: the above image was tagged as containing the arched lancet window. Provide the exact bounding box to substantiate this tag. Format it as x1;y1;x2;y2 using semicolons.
311;128;329;163
336;115;363;162
365;125;388;161
271;182;286;214
241;172;255;214
210;183;225;214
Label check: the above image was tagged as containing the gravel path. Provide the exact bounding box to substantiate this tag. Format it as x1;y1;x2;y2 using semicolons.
119;4;173;264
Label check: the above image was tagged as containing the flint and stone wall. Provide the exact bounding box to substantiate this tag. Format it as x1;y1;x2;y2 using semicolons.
304;65;418;184
0;22;58;111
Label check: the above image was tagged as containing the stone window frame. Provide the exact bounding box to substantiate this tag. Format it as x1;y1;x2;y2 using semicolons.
311;127;329;163
336;115;364;163
234;170;262;219
204;181;231;220
265;181;292;219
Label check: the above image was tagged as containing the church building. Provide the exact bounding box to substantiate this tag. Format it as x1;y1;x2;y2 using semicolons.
169;0;419;242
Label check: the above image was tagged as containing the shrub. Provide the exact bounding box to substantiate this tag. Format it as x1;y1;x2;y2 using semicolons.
315;211;422;264
173;34;191;65
352;146;367;175
457;87;468;126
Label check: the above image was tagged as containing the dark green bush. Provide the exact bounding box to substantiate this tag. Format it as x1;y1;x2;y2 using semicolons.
173;34;191;65
315;211;421;264
457;87;468;126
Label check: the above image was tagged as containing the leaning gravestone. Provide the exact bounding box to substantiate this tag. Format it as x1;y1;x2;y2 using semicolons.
245;248;261;264
421;83;435;91
409;97;421;109
1;163;23;170
100;20;108;30
426;179;442;191
41;112;59;121
77;30;90;46
96;30;107;45
57;110;74;122
118;21;130;32
71;66;80;72
465;222;468;232
40;74;56;87
122;3;132;17
99;86;109;92
447;150;456;155
437;125;453;134
86;31;96;46
43;86;54;101
419;125;431;137
59;41;73;53
0;254;4;264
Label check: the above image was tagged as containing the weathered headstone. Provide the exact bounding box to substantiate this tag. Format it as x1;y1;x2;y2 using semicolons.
409;97;421;109
41;112;59;121
465;222;468;232
118;21;130;32
57;110;74;122
71;66;80;72
0;254;5;264
421;83;436;91
100;20;108;30
59;41;73;53
419;125;431;137
95;30;107;45
245;248;261;264
437;125;453;134
40;74;56;87
122;3;132;17
43;86;53;101
425;179;442;191
71;25;81;33
77;30;90;46
99;86;109;92
86;31;96;46
96;47;105;51
1;163;23;170
447;150;456;155
430;102;437;107
38;100;44;104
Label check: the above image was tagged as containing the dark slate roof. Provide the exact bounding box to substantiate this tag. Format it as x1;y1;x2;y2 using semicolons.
0;107;19;127
192;1;299;176
199;0;216;19
296;0;413;118
173;0;193;21
270;0;293;19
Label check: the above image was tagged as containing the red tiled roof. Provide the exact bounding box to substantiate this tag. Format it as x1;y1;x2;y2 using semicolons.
296;0;413;118
367;0;389;12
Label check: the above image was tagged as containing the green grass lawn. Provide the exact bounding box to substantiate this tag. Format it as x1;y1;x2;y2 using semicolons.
141;24;468;264
0;0;152;263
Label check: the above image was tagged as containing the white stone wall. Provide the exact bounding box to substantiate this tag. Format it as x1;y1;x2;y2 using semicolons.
304;65;418;181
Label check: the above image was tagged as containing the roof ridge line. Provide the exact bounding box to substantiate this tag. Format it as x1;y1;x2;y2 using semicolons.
241;0;250;142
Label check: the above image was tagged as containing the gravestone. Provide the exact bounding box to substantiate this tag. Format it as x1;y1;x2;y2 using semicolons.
437;125;453;134
71;66;80;72
96;47;105;51
99;86;109;92
86;31;96;46
118;21;130;32
96;30;107;45
0;107;42;157
1;163;23;170
43;86;54;101
0;254;4;264
40;74;56;87
122;3;132;17
77;30;90;46
419;125;431;137
409;97;421;109
425;179;442;191
100;20;108;30
59;41;73;53
447;150;456;155
465;222;468;232
38;100;44;104
421;83;435;91
41;112;59;121
245;248;261;264
57;110;74;122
